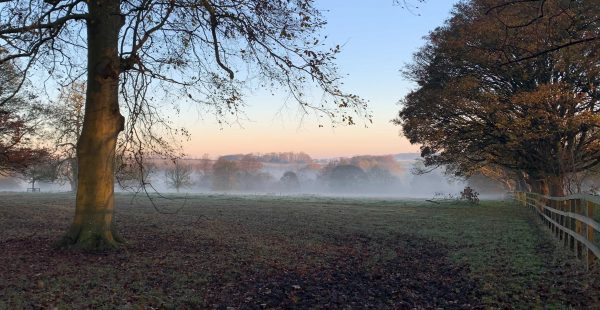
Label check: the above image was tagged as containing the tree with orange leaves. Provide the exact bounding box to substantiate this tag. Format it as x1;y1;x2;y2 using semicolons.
0;57;47;176
395;0;600;196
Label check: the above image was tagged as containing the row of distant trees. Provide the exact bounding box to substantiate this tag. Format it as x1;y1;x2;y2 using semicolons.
112;154;404;194
1;83;407;194
218;152;312;164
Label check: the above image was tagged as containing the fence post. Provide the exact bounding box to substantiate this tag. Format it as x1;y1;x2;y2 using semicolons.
519;192;525;206
556;199;561;239
551;199;557;234
526;194;598;269
575;199;583;259
564;199;570;248
520;192;525;207
552;199;558;237
559;199;564;242
570;200;576;251
517;192;521;205
542;195;547;224
586;201;596;269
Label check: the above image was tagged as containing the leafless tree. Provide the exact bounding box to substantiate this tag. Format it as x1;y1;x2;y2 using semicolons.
49;82;85;191
20;154;58;191
0;0;368;250
115;155;156;191
165;159;193;193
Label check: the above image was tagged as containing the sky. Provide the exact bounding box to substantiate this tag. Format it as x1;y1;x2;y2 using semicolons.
180;0;461;159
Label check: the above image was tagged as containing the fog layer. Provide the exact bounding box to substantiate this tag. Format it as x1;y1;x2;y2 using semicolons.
0;154;480;199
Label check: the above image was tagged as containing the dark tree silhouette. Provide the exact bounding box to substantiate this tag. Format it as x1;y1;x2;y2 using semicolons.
280;171;300;191
328;165;368;191
212;157;239;191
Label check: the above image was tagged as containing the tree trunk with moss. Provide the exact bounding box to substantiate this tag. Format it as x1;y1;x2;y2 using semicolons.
59;0;124;250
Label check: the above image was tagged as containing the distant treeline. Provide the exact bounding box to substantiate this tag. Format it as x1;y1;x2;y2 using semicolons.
119;153;407;194
219;152;313;164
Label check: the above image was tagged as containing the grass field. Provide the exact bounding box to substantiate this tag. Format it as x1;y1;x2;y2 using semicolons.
0;193;598;309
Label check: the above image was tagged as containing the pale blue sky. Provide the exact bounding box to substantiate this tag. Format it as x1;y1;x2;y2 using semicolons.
181;0;460;158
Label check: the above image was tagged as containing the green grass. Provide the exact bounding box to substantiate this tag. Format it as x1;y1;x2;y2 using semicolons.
0;193;598;308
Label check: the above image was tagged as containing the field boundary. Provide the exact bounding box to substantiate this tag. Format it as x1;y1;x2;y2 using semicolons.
515;192;599;269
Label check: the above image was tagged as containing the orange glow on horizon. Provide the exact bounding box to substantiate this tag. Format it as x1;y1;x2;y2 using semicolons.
181;122;419;158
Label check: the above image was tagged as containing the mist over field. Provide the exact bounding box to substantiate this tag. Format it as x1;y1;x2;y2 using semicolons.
0;152;483;198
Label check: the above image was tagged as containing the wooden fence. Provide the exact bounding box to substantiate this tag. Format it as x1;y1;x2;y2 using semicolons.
515;192;600;269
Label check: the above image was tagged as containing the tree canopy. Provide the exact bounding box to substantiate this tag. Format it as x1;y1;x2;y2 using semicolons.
395;0;600;196
485;0;600;64
0;55;47;175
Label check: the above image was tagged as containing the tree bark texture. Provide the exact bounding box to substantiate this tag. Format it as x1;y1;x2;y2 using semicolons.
525;173;548;196
546;175;565;197
69;157;78;192
59;0;125;250
515;171;530;192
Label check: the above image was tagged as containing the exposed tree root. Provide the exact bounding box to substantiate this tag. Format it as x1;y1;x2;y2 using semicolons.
56;225;124;252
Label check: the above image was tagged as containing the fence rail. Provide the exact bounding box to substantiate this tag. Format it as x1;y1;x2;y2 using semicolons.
515;192;599;269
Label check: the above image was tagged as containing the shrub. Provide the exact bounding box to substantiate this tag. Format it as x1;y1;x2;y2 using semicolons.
460;186;480;204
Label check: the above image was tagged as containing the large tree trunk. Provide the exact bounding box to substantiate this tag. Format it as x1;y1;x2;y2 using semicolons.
515;171;530;192
69;157;78;192
59;0;125;250
525;173;539;194
537;179;550;196
546;175;565;197
526;172;550;196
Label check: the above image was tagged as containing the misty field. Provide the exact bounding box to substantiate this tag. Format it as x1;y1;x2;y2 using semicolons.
1;193;598;309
